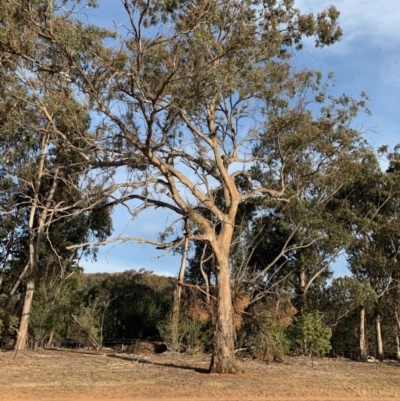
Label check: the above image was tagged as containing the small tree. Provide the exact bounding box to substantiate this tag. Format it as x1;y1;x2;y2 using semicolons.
325;277;377;360
70;292;112;350
238;299;293;361
292;310;332;357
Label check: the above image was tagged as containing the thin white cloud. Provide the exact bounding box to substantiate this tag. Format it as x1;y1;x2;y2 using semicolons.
80;235;180;276
293;0;400;151
297;0;400;50
81;254;177;277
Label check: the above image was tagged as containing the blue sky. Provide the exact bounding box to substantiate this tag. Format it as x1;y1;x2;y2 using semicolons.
81;0;400;277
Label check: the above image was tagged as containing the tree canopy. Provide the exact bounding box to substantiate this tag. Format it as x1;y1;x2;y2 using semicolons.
0;0;399;373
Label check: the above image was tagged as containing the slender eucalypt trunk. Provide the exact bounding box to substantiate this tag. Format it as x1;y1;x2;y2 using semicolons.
396;332;400;361
14;278;35;351
46;330;54;348
209;249;237;374
298;269;308;310
199;244;211;305
375;314;384;361
15;223;40;351
14;134;58;352
359;306;368;361
171;232;189;352
395;304;400;360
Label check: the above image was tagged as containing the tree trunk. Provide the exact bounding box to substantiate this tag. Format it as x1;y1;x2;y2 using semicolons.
171;234;189;352
375;315;383;361
395;299;400;360
297;269;307;310
46;330;54;348
209;256;237;374
0;235;14;292
171;286;182;352
199;243;210;305
359;306;367;361
15;277;35;351
13;160;56;352
13;132;58;353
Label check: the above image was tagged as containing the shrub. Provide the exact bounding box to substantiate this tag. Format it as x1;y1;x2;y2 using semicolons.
158;309;213;353
291;309;332;357
237;299;295;361
0;294;18;336
238;311;290;361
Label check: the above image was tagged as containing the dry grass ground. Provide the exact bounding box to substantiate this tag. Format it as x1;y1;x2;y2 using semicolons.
0;348;399;401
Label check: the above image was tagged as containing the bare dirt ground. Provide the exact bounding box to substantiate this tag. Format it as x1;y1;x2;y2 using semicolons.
1;348;399;401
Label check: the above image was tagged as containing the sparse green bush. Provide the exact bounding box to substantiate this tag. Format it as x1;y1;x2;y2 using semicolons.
0;294;18;336
158;309;213;352
236;298;296;361
238;309;290;361
291;309;332;357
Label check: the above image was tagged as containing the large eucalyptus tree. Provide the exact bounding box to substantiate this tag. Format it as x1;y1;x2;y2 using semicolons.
0;38;112;350
0;0;371;372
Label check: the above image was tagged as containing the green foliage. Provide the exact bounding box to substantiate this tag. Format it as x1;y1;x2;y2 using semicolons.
158;310;213;353
236;299;294;360
239;312;290;360
70;293;110;349
0;294;18;335
325;277;378;328
88;271;174;341
29;276;81;345
291;310;332;357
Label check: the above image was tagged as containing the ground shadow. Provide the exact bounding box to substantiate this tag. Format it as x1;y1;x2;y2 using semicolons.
22;347;210;373
106;353;210;374
40;347;108;356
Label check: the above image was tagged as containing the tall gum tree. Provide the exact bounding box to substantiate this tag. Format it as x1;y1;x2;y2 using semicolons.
0;67;64;350
345;148;400;360
0;0;371;372
0;42;112;350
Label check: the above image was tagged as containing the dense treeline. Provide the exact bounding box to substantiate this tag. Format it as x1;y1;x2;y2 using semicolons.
0;0;399;373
